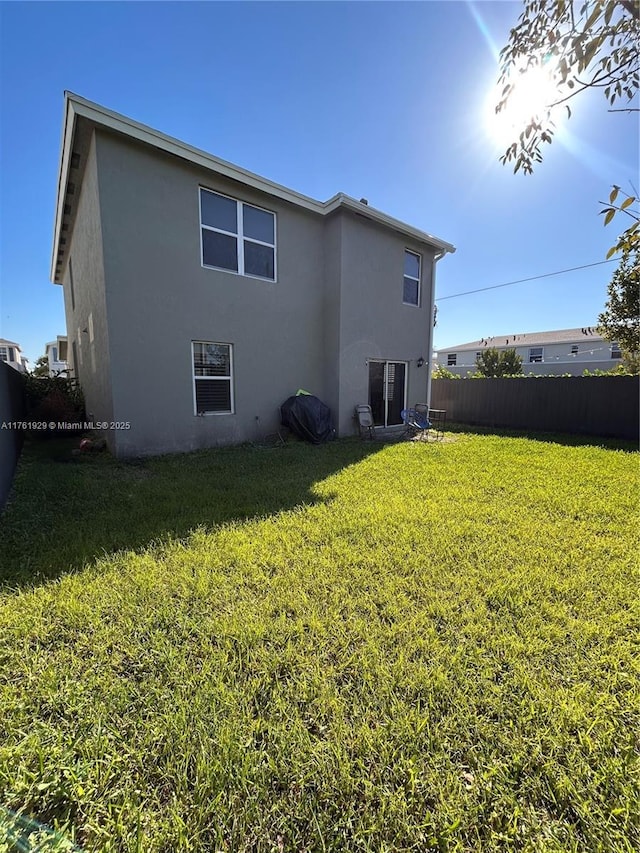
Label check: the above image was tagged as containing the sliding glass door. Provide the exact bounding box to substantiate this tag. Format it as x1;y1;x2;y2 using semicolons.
368;360;407;427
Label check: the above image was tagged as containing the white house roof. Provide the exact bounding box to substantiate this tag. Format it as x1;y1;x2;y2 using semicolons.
51;93;456;284
437;327;604;353
0;338;21;349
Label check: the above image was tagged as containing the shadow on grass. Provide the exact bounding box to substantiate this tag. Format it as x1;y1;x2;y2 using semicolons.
0;436;386;590
445;421;638;453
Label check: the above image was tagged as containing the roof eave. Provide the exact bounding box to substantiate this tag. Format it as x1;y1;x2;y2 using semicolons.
51;93;455;282
50;94;77;284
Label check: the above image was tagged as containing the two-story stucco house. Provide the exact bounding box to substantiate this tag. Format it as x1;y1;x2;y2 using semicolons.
51;93;455;457
45;337;68;376
436;327;622;377
0;339;27;373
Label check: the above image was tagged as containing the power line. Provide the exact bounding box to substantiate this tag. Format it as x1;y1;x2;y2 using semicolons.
436;259;616;302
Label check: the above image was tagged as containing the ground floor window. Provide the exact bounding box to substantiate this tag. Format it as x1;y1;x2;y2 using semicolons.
192;342;234;414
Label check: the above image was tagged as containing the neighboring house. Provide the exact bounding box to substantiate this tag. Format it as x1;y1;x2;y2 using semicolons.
0;339;27;373
435;327;623;377
50;93;455;457
45;337;69;376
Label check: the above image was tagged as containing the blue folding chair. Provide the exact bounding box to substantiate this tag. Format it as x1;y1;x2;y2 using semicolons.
401;407;432;441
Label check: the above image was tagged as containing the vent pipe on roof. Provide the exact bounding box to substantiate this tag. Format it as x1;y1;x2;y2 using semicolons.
359;198;368;205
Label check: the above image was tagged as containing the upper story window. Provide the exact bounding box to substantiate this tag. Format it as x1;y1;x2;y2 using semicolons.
192;342;234;415
529;347;543;363
51;346;58;362
447;353;457;366
571;345;579;355
0;346;8;363
403;250;421;306
199;188;276;281
611;342;621;359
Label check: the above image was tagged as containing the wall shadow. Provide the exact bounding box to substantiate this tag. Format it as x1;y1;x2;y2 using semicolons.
446;421;638;453
0;436;388;591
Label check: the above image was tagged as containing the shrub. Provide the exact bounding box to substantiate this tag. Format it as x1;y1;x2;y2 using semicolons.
476;347;523;377
22;374;85;436
432;364;461;379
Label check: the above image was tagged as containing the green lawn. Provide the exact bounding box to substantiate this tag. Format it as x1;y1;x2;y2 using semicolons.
0;432;638;852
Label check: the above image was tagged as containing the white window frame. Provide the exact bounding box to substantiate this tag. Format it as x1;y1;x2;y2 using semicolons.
447;353;457;366
403;249;421;307
0;346;8;363
529;347;544;363
571;345;579;355
192;341;234;416
199;188;277;282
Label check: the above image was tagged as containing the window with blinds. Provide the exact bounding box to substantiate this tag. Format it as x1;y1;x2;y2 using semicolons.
192;342;234;414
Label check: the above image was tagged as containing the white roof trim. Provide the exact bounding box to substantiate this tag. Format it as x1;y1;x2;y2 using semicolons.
51;93;455;282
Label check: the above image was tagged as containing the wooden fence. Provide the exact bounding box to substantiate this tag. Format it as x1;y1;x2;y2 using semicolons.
0;362;25;511
430;376;639;441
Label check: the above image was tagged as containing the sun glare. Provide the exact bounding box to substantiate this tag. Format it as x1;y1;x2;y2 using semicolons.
485;60;560;150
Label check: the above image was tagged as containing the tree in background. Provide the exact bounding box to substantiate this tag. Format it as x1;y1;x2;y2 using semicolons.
496;0;639;252
30;355;50;379
432;364;461;379
597;246;639;367
476;348;523;377
500;348;525;375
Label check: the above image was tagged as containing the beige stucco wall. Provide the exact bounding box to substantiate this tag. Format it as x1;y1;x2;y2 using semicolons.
95;130;326;456
333;212;435;434
62;132;114;443
63;128;443;456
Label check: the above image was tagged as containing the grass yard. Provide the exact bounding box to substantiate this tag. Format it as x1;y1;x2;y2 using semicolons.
0;431;638;852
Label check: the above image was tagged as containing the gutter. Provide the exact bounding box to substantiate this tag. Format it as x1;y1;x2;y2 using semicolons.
426;249;449;412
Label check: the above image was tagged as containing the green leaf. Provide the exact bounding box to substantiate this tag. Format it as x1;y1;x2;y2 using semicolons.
609;186;619;204
606;245;618;259
604;208;616;225
604;1;614;25
620;196;635;210
584;3;603;32
583;38;601;68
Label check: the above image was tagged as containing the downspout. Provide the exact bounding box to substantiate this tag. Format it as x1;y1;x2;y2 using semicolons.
425;248;448;410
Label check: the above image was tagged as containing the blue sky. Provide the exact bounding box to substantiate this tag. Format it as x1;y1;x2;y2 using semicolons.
1;0;638;364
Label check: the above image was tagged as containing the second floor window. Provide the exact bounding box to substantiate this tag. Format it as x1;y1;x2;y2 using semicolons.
200;188;276;281
529;347;543;363
611;342;621;359
403;250;421;306
447;353;457;366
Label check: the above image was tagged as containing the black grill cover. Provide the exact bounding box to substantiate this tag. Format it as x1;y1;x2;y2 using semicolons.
280;395;336;444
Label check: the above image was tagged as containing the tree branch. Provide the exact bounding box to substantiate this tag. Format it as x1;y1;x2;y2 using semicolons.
608;107;640;111
618;0;639;20
599;199;640;223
